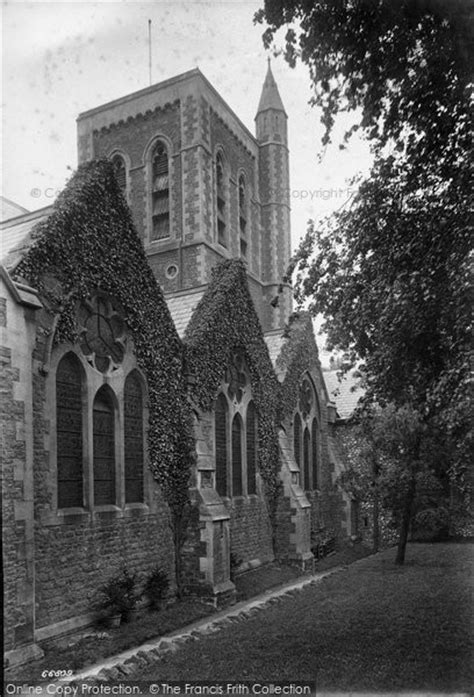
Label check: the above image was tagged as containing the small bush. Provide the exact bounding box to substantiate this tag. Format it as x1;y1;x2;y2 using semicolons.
94;568;140;617
144;568;170;610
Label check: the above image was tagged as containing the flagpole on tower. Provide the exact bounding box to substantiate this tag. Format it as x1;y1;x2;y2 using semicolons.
148;19;152;85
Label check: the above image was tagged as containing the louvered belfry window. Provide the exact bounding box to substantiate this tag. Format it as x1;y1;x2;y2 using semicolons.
215;394;228;496
93;387;116;505
124;372;144;503
311;417;318;489
56;353;83;508
216;153;227;247
112;154;127;196
151;142;170;241
232;415;243;497
246;401;257;495
303;428;311;491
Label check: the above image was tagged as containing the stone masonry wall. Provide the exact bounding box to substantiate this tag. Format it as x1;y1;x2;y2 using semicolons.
91;102;181;246
34;509;174;628
225;490;274;567
1;284;37;655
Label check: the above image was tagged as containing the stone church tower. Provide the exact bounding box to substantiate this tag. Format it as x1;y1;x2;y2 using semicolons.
76;64;292;332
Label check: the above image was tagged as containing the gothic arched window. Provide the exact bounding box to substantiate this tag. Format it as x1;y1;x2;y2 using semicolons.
124;371;144;503
214;353;258;499
293;413;301;469
111;154;127;197
93;387;116;505
293;377;321;491
303;428;311;491
150;141;170;241
232;414;243;497
238;175;247;259
56;353;83;508
246;401;257;495
215;393;228;497
216;152;227;247
311;417;319;489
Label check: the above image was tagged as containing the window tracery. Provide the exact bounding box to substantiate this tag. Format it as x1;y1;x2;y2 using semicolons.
53;294;147;512
78;296;126;373
293;376;320;491
214;352;257;498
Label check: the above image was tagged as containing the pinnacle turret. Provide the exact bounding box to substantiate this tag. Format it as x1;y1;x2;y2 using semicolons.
256;59;286;116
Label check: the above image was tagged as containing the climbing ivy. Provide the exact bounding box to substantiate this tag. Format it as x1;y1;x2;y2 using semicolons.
14;159;194;524
184;260;281;505
277;312;322;422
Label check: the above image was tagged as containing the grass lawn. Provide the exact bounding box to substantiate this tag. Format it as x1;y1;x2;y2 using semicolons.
137;543;474;692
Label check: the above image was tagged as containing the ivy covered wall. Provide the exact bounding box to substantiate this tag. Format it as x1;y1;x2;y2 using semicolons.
185;260;282;510
15;159;194;518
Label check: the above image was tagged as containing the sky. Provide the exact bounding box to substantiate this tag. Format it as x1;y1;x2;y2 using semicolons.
2;0;372;251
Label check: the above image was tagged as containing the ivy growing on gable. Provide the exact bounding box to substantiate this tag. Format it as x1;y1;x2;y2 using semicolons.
277;312;322;422
14;159;194;520
184;260;281;504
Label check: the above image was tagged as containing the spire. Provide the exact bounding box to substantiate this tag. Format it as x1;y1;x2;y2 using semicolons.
256;59;286;116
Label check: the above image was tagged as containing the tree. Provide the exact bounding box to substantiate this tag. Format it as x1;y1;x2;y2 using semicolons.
256;0;473;559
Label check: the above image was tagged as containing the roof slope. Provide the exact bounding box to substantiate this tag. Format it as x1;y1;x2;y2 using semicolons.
256;61;286;115
166;290;205;339
1;206;53;270
1;196;29;222
323;370;365;420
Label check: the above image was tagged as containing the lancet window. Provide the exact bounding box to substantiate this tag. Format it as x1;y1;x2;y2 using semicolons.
150;141;170;241
214;352;257;498
215;152;228;248
292;376;321;491
111;154;127;197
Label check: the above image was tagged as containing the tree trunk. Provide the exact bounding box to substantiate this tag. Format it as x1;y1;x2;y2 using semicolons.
173;516;183;598
372;458;380;553
372;487;380;553
395;474;416;565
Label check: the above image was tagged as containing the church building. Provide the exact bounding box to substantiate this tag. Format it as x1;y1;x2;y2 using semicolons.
1;65;351;668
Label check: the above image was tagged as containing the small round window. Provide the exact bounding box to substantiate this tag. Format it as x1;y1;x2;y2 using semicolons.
166;264;179;279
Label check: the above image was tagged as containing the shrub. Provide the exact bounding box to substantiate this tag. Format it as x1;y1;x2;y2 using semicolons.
144;568;170;610
94;569;140;617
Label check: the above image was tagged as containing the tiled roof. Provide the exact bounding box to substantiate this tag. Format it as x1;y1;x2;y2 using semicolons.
166;290;205;338
1;196;29;222
323;369;365;420
264;331;286;369
1;206;53;271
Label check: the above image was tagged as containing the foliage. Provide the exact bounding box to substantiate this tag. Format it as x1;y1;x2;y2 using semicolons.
256;0;473;527
94;569;140;616
184;260;281;509
14;160;194;583
338;404;454;557
277;312;321;422
144;568;170;610
256;0;472;158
